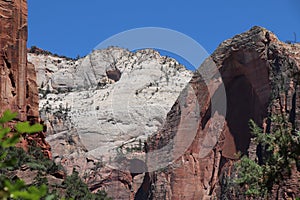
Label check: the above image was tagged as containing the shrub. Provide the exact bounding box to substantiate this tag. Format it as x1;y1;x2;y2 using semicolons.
0;110;48;199
233;114;300;198
0;110;111;200
62;169;111;200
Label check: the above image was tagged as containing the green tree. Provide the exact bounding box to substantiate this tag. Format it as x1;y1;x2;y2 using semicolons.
233;114;300;198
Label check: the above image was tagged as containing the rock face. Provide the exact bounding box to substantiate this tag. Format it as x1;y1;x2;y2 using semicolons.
145;26;300;199
29;27;300;199
29;48;193;155
29;47;193;198
0;0;51;158
6;1;299;199
0;0;30;120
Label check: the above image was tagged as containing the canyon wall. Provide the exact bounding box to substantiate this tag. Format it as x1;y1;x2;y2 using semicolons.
145;26;300;199
148;27;300;199
5;1;298;198
29;26;300;199
28;24;300;199
0;0;50;158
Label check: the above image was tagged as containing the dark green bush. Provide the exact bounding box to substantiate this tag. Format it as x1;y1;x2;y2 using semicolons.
233;115;300;198
0;110;111;200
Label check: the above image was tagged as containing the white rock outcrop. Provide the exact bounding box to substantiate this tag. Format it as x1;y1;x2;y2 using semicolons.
28;47;193;167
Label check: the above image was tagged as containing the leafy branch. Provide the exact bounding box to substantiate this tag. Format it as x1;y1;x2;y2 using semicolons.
233;114;300;198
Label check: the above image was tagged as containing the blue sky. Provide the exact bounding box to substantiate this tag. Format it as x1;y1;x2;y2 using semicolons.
28;0;300;65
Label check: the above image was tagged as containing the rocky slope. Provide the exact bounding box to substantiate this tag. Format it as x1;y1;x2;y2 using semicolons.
145;26;300;199
28;47;193;198
0;0;50;158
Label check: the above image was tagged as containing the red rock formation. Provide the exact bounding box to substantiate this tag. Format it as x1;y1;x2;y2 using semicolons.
143;26;300;199
0;0;51;158
0;0;27;120
59;27;300;200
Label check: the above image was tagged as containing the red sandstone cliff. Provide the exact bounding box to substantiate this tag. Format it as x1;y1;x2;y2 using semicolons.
68;27;299;200
141;27;300;199
0;0;51;158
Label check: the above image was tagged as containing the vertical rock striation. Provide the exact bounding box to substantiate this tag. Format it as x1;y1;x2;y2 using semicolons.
0;0;51;158
146;26;300;199
0;0;28;120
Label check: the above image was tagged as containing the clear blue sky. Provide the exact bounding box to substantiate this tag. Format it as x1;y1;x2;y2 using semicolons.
28;0;300;60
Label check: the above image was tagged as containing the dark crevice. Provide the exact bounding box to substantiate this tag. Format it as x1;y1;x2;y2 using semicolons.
26;81;29;98
4;56;11;69
45;68;54;73
134;172;152;200
266;115;272;134
208;149;217;195
218;156;230;175
11;91;16;97
201;103;211;129
9;71;16;88
190;151;197;163
42;122;47;132
27;116;37;125
289;91;297;129
26;105;30;113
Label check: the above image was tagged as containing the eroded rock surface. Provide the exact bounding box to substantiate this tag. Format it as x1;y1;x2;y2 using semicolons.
29;47;193;198
0;0;50;158
29;26;300;199
0;0;34;120
145;26;300;200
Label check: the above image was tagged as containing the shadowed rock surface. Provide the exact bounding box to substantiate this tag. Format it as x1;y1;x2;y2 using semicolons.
145;26;300;199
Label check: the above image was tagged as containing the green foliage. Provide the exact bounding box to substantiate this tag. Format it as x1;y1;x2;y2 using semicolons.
0;110;111;200
235;156;266;197
0;110;22;149
1;180;47;200
0;110;48;199
118;139;144;156
233;115;300;198
15;122;43;134
0;110;17;123
62;169;111;200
